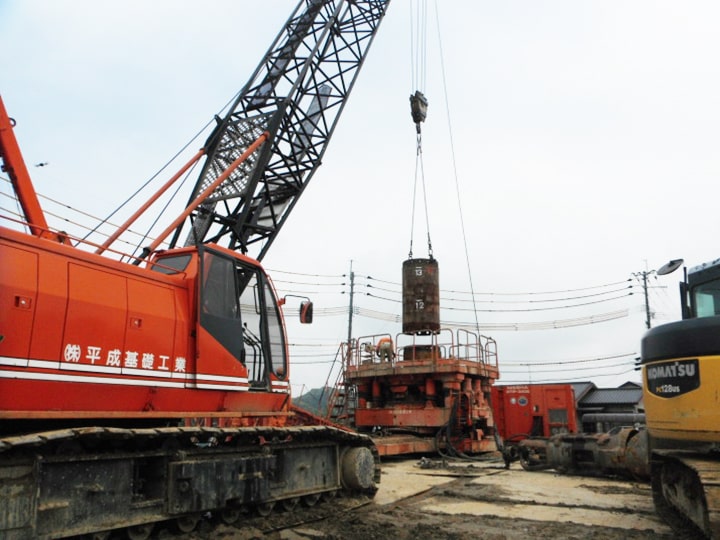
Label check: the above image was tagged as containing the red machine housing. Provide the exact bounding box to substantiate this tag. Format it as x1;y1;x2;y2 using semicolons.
491;383;578;440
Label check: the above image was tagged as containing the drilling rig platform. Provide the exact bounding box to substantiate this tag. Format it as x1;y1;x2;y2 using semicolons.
328;258;500;457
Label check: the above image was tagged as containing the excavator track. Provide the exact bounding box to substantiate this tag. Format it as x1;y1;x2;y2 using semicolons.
0;424;380;539
651;451;720;539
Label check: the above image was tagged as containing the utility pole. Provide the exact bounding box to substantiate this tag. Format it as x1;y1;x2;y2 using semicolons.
632;267;656;330
641;270;651;329
346;261;355;346
634;258;683;329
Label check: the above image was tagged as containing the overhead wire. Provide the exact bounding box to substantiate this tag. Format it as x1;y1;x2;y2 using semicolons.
265;268;345;279
281;301;629;328
79;107;221;252
271;277;346;287
74;85;245;256
364;290;632;311
501;360;635;374
359;277;633;304
485;353;640;378
427;286;633;305
432;1;483;338
3;178;636;330
443;293;633;312
4;190;635;326
500;352;635;366
647;278;676;323
0;176;25;232
0;203;22;220
360;270;633;296
121;161;201;263
499;367;639;384
255;267;635;302
0;174;173;253
286;348;641;376
1;102;645;386
422;309;629;330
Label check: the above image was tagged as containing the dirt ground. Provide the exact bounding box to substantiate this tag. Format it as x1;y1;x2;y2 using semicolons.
172;456;676;540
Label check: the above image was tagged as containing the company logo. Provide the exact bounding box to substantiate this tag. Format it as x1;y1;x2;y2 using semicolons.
646;358;700;398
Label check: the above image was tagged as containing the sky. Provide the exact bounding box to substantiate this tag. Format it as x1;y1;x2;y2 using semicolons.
2;1;720;396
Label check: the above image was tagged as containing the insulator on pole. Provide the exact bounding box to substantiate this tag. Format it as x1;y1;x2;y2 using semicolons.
410;90;428;133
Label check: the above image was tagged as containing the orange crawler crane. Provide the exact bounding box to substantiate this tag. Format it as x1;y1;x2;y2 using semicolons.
333;258;500;456
0;2;390;538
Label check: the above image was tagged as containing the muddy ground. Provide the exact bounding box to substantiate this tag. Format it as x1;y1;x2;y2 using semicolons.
163;456;676;540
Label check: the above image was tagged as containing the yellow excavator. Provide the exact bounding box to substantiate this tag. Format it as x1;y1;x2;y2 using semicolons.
641;258;720;538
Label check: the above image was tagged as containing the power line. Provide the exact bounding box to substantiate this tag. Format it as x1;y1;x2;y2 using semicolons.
273;279;345;287
1;175;172;253
360;279;635;306
500;360;635;374
441;309;629;331
266;267;345;280
498;367;638;384
283;304;630;330
2;176;642;334
365;290;632;312
500;352;636;367
362;271;632;296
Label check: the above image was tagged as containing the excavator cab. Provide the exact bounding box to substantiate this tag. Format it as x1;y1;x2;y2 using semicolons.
681;258;720;319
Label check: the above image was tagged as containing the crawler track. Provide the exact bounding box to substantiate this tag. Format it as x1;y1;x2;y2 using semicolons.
0;425;380;539
652;452;720;539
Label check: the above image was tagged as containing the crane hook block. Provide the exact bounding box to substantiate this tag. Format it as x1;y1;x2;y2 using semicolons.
410;91;428;131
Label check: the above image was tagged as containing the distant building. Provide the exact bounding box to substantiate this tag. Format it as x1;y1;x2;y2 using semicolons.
573;381;645;433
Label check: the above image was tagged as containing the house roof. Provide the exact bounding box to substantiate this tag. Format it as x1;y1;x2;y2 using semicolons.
578;387;643;407
571;382;596;401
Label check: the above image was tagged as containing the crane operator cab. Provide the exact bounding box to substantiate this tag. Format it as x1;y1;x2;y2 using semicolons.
152;244;311;394
200;247;284;389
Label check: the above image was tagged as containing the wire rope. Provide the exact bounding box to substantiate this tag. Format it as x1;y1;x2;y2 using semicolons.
408;0;432;259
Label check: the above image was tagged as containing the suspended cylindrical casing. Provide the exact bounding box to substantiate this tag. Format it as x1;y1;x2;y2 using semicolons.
402;258;440;334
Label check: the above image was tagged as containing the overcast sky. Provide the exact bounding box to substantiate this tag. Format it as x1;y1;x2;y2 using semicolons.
2;1;719;395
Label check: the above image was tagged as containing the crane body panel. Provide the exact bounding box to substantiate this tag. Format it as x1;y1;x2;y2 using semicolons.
0;224;293;420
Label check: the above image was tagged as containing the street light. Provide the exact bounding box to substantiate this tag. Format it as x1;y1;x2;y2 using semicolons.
656;258;684;276
634;258;683;329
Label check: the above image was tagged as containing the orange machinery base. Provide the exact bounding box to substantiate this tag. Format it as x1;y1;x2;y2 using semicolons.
370;434;497;457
